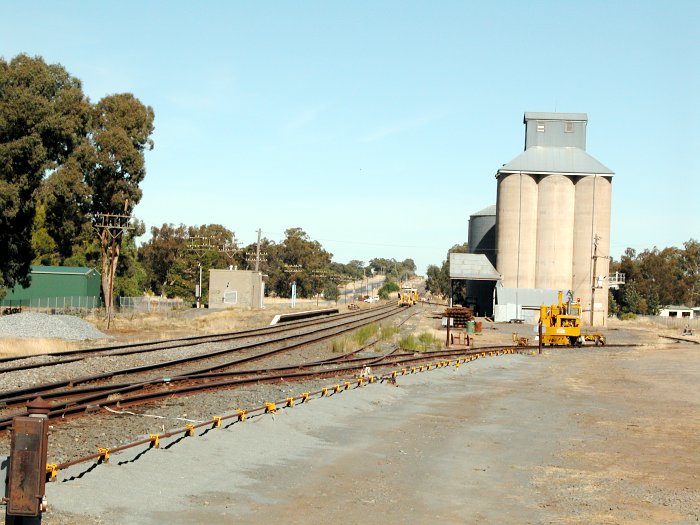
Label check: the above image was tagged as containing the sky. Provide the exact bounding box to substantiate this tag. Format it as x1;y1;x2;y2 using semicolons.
1;1;698;274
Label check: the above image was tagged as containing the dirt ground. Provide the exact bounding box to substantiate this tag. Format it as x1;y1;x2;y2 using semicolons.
38;339;699;524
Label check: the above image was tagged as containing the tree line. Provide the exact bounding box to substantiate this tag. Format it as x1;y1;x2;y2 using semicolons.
0;54;417;305
139;223;417;302
609;240;699;315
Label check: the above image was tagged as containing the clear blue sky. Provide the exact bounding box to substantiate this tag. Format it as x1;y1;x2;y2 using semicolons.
2;1;698;273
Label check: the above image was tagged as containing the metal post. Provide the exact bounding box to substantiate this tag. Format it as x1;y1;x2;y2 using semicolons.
538;321;543;355
446;317;451;348
6;398;51;524
590;234;599;326
255;229;262;272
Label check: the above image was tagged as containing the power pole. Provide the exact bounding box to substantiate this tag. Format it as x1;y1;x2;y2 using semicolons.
255;229;262;271
93;204;135;329
311;270;327;307
245;229;267;271
590;234;600;326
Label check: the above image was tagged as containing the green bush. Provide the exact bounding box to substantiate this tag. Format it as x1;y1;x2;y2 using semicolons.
378;281;400;297
619;312;637;321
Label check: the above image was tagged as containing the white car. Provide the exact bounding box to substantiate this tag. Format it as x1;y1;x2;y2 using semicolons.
364;296;379;303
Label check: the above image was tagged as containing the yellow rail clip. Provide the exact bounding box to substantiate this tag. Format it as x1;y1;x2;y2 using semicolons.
301;392;310;402
401;368;407;376
391;371;398;379
97;447;110;464
286;397;295;408
46;463;58;482
344;381;351;390
212;416;222;428
149;434;160;448
411;367;416;374
265;402;277;413
455;361;461;369
357;377;364;386
185;424;195;437
237;409;247;422
368;375;376;383
321;387;328;397
333;384;341;394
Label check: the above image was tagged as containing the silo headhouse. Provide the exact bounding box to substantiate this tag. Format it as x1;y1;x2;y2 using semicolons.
495;112;613;326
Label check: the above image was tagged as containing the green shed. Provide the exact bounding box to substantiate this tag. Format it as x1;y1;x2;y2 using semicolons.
1;266;102;308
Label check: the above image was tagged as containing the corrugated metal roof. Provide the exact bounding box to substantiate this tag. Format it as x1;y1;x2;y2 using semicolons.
497;146;614;176
449;253;501;280
524;112;587;122
496;287;559;307
31;266;100;276
470;205;496;217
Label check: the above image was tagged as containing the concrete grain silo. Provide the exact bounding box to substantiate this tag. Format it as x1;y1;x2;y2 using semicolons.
494;113;613;326
468;205;497;266
465;205;498;317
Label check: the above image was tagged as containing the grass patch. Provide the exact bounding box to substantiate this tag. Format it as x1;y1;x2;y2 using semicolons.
418;332;441;351
331;337;353;353
379;324;400;340
352;323;379;346
0;337;75;358
398;334;418;351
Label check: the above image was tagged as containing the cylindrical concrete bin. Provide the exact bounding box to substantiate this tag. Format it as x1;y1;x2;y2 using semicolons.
466;320;475;333
475;321;482;333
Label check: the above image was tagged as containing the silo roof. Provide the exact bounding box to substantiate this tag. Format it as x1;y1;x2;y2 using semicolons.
524;112;588;122
497;146;614;176
449;253;502;281
471;205;496;217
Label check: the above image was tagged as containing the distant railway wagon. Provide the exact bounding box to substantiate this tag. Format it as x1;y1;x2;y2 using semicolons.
398;287;419;307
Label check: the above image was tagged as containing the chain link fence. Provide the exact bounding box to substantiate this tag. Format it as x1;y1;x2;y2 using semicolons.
0;296;101;316
117;296;186;314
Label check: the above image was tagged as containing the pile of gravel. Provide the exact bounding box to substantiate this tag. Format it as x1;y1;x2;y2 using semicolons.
0;312;109;341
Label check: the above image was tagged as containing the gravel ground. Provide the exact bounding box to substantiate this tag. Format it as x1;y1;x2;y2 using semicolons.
31;344;700;524
2;305;695;524
0;307;422;464
0;312;109;341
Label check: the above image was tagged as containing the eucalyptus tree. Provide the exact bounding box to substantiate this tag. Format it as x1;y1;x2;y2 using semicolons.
0;54;89;295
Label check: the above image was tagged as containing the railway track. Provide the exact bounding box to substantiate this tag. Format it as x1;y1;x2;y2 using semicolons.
0;341;518;431
0;304;417;427
0;303;401;373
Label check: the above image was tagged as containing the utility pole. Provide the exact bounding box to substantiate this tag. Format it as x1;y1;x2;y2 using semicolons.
245;229;267;271
93;202;135;329
590;234;600;326
255;229;262;271
311;270;327;307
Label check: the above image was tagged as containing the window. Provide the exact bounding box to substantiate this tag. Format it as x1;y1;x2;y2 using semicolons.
565;121;574;133
224;291;238;304
537;121;545;132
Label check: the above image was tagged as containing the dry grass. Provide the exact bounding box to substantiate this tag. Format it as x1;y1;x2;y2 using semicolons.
0;337;77;358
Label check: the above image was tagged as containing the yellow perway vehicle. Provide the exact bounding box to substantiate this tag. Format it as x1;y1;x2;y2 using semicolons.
398;287;419;307
539;291;584;346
